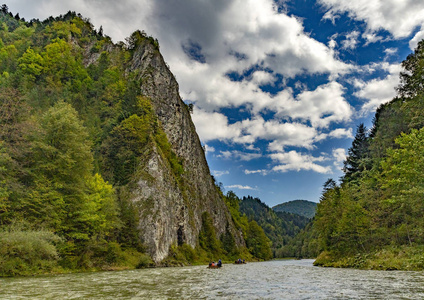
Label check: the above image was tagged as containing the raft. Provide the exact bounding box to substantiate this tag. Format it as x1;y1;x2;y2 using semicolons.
207;265;221;269
207;264;221;269
234;260;246;264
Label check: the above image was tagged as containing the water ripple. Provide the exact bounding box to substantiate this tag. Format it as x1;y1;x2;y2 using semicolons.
1;260;424;299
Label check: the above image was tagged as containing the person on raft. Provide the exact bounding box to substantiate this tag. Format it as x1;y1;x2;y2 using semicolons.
217;259;222;267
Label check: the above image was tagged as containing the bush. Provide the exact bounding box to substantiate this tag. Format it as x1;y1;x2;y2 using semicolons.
0;227;62;276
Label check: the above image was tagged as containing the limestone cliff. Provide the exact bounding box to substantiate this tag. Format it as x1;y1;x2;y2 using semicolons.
123;39;244;262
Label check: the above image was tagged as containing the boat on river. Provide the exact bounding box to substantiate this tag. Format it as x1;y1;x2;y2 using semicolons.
207;264;221;269
207;260;222;268
235;259;246;264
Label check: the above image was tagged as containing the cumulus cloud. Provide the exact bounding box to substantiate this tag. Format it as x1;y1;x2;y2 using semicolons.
244;169;268;175
192;109;343;151
332;148;346;170
328;128;353;139
226;184;257;190
320;0;424;40
270;151;332;174
191;109;241;142
212;170;229;177
218;150;262;161
341;31;360;50
203;144;215;155
410;25;424;50
354;63;402;113
278;81;352;128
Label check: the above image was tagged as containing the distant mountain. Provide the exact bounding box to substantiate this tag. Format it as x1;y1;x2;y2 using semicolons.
239;196;310;257
272;200;317;218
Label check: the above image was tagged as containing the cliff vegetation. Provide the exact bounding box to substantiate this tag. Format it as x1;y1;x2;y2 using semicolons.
0;6;270;276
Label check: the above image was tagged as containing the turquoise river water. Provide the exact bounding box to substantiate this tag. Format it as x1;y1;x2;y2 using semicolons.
1;259;424;299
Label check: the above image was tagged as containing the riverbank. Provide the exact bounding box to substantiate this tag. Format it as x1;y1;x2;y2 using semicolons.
314;245;424;271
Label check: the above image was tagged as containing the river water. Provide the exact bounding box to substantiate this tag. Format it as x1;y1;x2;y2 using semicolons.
1;259;424;299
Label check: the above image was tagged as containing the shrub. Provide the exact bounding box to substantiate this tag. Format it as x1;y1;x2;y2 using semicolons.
0;227;62;276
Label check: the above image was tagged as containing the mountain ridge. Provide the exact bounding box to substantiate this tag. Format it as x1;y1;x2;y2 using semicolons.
273;200;317;218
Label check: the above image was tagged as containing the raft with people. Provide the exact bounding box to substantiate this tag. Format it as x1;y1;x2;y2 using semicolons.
207;259;222;269
234;259;246;264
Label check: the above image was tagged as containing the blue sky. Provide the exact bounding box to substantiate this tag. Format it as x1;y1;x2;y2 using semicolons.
8;0;424;206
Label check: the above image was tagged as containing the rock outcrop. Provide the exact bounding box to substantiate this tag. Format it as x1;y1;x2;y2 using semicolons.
125;39;243;262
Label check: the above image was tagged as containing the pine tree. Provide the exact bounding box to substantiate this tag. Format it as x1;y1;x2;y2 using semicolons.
343;123;370;182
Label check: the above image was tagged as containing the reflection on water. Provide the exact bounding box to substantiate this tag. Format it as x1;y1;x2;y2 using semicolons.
1;259;424;299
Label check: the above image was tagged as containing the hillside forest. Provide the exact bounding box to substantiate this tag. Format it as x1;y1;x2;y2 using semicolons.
289;39;424;270
0;7;274;276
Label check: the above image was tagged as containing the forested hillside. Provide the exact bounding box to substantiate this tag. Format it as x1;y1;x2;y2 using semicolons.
273;200;317;218
305;40;424;270
0;7;271;276
239;196;310;258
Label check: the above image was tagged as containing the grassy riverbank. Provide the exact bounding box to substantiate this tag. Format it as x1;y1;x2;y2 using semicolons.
314;245;424;271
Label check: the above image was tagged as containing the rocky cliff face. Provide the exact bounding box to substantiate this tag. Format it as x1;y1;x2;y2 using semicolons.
123;40;243;262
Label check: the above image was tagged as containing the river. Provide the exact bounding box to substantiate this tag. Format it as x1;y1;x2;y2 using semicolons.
1;259;424;299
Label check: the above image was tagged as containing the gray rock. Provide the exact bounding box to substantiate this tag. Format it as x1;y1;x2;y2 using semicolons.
122;39;244;262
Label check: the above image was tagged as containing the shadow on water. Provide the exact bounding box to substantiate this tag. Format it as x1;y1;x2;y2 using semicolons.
1;259;424;299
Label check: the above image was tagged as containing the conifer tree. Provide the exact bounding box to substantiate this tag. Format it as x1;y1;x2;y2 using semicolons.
343;123;370;182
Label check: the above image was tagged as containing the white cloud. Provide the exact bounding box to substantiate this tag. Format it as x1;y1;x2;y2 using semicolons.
241;117;319;149
270;151;332;174
278;81;352;128
384;48;398;57
332;148;346;170
341;31;360;50
354;63;402;113
218;150;262;161
226;184;257;190
191;109;241;142
320;0;424;40
212;170;229;177
410;25;424;50
328;128;353;139
204;144;215;154
244;169;268;175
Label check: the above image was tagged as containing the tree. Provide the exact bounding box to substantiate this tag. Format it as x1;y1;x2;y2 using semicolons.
31;101;93;238
0;88;35;225
18;47;44;81
199;212;221;254
1;5;8;14
246;220;272;260
397;40;424;98
379;128;424;245
343;123;370;182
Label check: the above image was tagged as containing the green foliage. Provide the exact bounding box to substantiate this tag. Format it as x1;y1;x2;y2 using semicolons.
246;220;272;260
398;40;424;98
162;243;198;266
221;224;237;256
240;196;309;257
0;10;169;275
102;113;152;185
199;212;221;255
18;47;44;80
343;123;371;183
308;40;424;269
272;199;317;218
0;226;62;276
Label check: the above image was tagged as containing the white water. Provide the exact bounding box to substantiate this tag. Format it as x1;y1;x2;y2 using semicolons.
1;259;424;299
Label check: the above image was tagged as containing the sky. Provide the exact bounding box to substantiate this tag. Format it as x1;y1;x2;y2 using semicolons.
6;0;424;206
